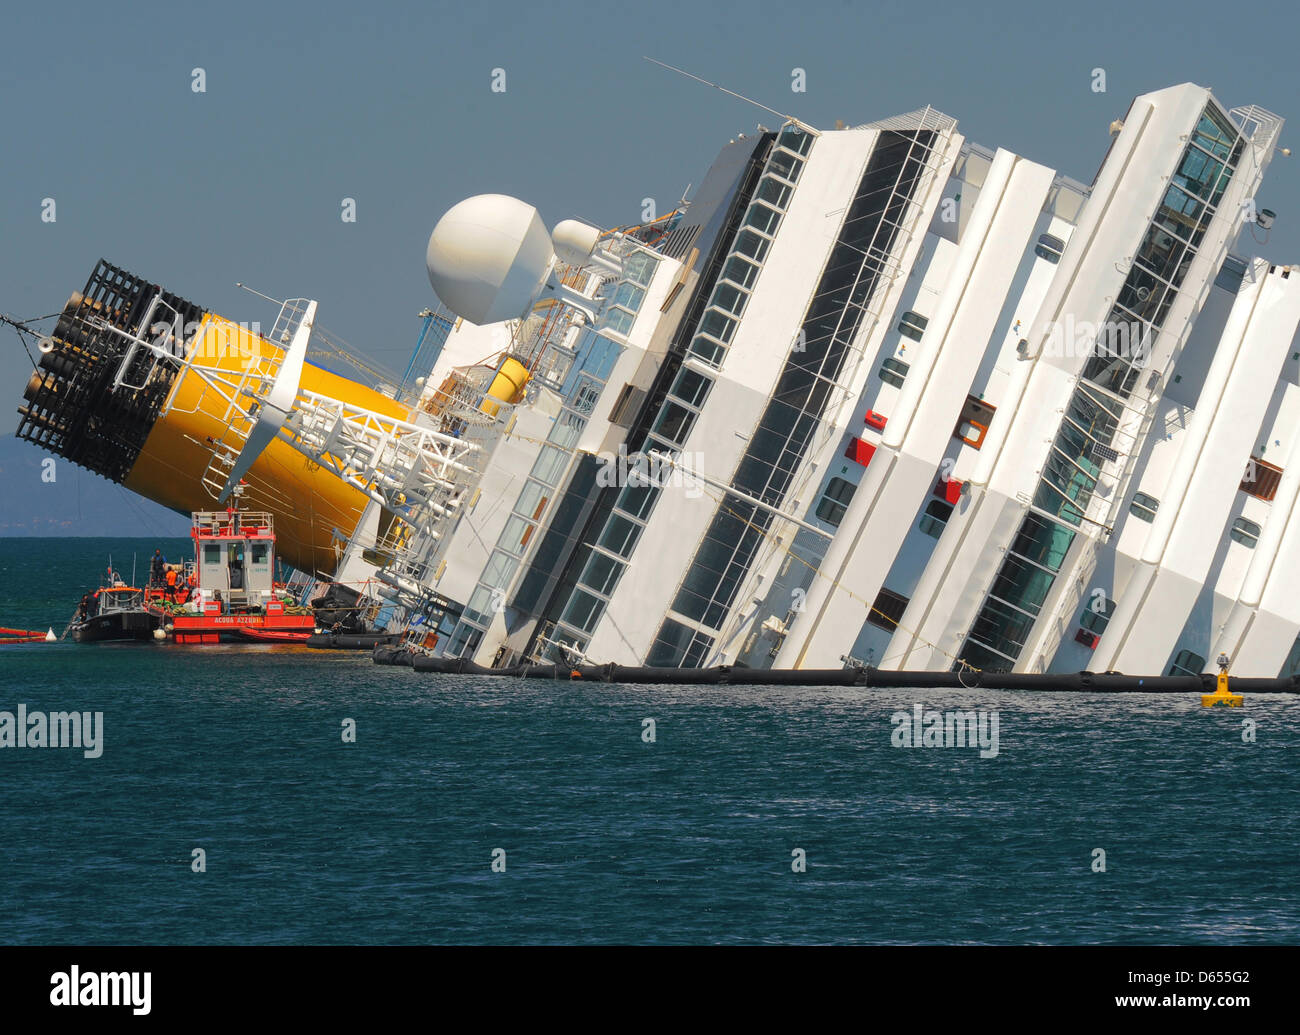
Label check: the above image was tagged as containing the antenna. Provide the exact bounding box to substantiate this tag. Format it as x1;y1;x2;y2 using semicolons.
643;57;812;129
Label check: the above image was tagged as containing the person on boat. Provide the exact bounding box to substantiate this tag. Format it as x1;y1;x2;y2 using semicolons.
77;593;93;621
149;549;167;586
164;566;179;601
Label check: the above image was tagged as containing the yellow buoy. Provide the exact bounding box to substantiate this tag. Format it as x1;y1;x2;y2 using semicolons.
1201;669;1243;707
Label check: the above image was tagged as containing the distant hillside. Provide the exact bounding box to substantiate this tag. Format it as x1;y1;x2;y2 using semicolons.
0;434;190;536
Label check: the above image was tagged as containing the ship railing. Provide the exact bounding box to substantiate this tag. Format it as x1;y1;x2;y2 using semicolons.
191;510;275;535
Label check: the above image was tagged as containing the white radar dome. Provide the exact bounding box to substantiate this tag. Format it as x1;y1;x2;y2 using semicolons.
425;194;555;325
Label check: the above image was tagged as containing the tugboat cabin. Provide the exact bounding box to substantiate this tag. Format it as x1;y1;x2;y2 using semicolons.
160;509;315;644
193;509;276;611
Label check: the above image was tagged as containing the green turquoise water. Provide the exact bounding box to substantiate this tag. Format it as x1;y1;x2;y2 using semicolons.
1;538;1297;944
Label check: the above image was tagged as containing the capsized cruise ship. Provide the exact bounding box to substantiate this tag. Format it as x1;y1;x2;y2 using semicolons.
13;83;1300;678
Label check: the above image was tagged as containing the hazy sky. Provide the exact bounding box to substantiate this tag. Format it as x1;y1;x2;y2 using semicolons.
1;0;1296;530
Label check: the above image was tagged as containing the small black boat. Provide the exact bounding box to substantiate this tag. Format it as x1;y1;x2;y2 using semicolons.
68;586;159;643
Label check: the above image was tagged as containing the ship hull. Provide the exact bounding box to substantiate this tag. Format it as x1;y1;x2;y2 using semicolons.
70;611;158;643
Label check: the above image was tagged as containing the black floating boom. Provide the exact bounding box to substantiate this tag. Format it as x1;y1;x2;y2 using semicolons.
370;648;1300;693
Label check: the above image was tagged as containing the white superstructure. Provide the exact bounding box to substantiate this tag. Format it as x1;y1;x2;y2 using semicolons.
389;83;1300;679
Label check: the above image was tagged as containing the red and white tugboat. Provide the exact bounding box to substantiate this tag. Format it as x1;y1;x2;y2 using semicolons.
148;508;315;644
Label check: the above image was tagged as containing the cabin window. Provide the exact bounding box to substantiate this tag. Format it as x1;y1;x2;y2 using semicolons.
203;544;221;565
1168;649;1205;677
815;477;856;526
250;543;269;565
1035;233;1066;263
918;498;953;539
897;311;928;341
867;588;910;632
878;357;910;389
1229;516;1261;548
1130;492;1159;523
1079;595;1116;634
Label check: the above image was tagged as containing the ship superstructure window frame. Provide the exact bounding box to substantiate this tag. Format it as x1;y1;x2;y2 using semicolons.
600;247;661;339
688;126;812;371
815;476;857;526
897;310;928;341
652;124;943;665
1130;491;1160;523
878;357;910;388
960;102;1244;672
527;132;780;666
446;326;632;656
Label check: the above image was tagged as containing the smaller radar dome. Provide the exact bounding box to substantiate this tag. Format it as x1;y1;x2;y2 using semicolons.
552;219;602;266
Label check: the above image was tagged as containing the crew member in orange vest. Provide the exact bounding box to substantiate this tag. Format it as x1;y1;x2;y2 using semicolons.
165;566;178;602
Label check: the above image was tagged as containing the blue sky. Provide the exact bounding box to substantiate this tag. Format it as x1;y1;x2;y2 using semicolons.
0;0;1296;531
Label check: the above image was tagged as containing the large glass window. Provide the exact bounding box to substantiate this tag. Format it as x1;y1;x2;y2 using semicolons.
579;551;624;597
710;281;747;317
670;366;712;409
599;513;642;557
624;251;658;286
612;283;646;311
531;445;570;486
560;588;605;634
652;400;697;445
722;255;760;289
743;202;782;236
734;229;771;262
757;176;793;210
